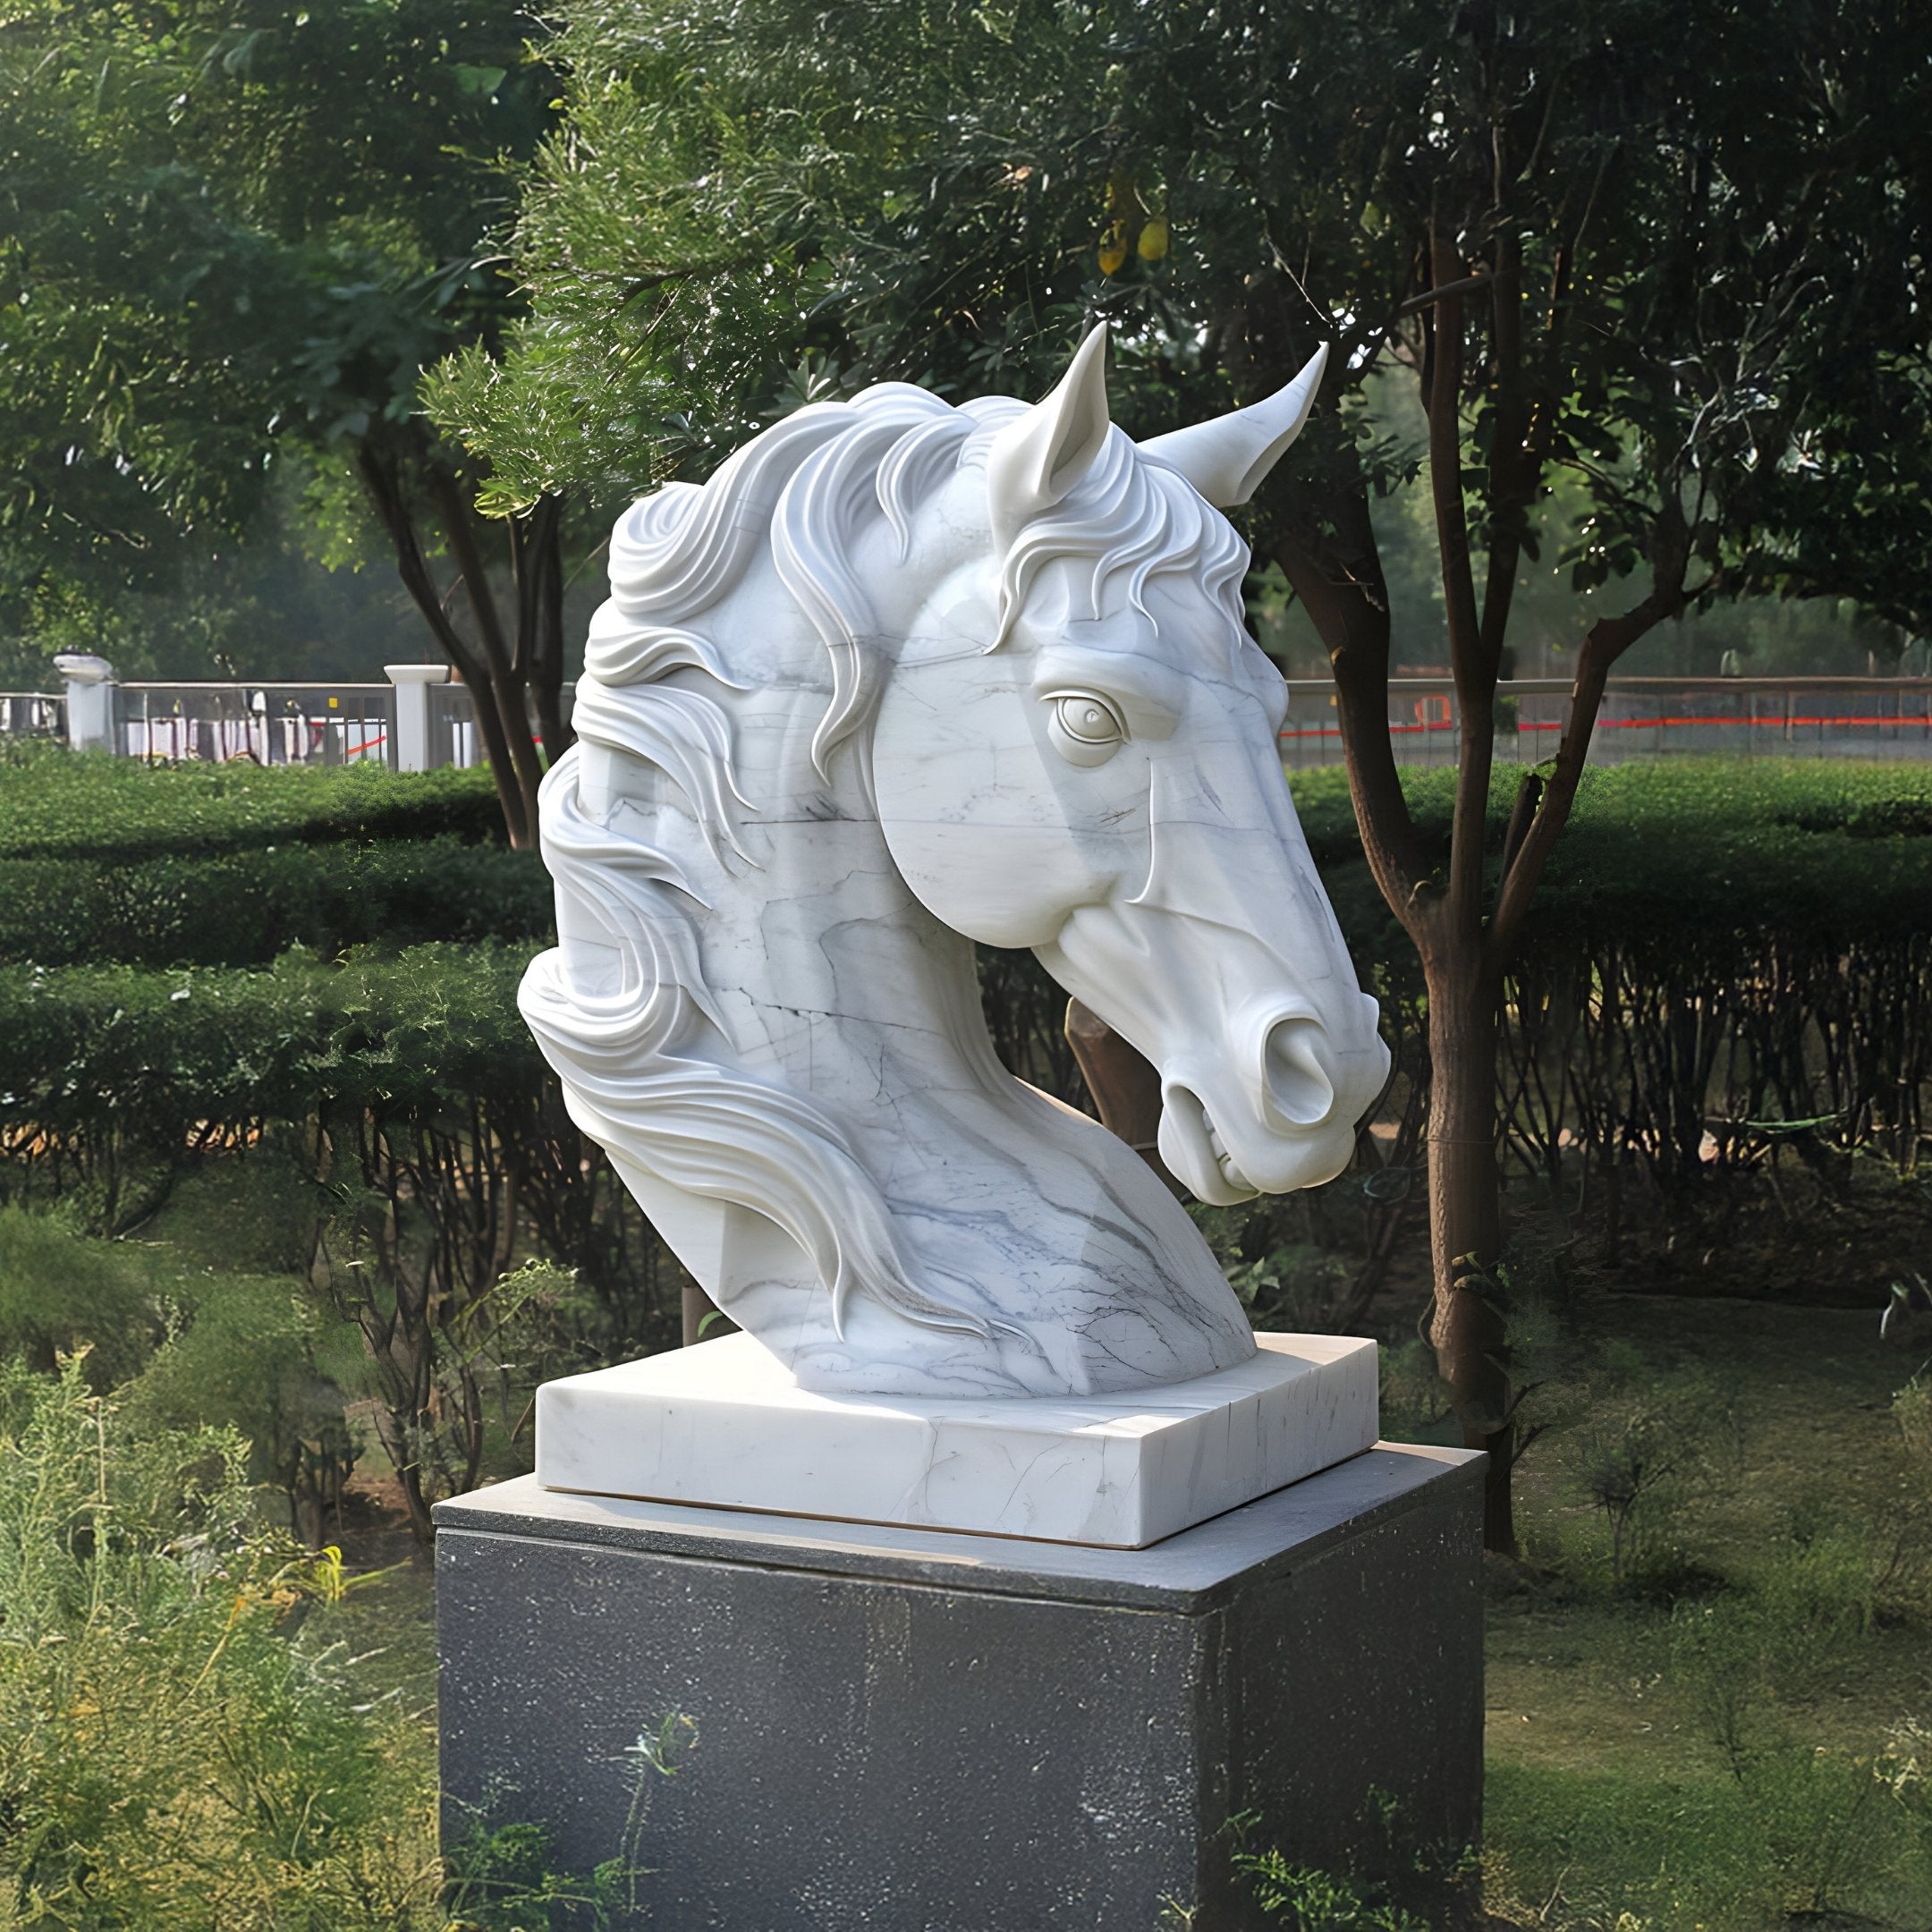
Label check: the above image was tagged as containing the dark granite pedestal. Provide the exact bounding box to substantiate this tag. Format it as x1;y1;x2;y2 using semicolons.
434;1444;1483;1932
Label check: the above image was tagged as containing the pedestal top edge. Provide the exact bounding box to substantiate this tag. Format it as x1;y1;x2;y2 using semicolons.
544;1328;1374;1428
433;1441;1483;1612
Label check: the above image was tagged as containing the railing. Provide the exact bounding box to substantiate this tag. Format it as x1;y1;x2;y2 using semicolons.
1279;676;1932;768
0;691;65;741
114;682;395;767
21;662;1932;771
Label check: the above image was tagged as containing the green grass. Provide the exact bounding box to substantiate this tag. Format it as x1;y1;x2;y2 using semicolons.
1478;1297;1932;1930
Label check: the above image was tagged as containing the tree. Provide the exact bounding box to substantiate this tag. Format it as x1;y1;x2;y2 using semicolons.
428;0;1932;1548
0;2;575;843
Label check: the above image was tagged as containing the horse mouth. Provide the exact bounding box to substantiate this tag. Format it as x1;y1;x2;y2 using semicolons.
1204;1114;1256;1194
1158;1082;1260;1204
1162;1075;1363;1206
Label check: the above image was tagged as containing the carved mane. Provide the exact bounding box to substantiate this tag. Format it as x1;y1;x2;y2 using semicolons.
519;382;1250;1338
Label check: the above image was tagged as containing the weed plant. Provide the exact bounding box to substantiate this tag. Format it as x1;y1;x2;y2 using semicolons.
0;1354;449;1928
0;1352;669;1929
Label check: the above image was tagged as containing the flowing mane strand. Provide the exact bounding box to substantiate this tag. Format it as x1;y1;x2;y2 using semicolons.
521;380;1253;1341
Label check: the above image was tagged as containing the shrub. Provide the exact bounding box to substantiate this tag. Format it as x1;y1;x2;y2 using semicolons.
0;1204;163;1385
0;950;682;1539
0;748;501;861
0;1353;640;1929
0;1355;447;1930
0;839;554;968
0;945;544;1230
123;1275;363;1545
1563;1375;1741;1590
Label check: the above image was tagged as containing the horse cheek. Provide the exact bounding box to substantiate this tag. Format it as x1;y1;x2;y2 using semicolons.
871;680;1085;950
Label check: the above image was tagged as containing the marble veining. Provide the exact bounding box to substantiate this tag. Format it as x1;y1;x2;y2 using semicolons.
520;326;1390;1398
536;1330;1379;1547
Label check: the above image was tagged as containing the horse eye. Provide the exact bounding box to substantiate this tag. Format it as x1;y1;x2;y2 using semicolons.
1056;696;1121;743
1045;691;1126;767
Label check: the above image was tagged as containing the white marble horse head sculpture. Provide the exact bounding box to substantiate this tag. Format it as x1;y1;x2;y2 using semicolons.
521;326;1390;1398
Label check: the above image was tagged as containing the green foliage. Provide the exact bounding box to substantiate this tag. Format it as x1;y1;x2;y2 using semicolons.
123;1273;363;1545
0;4;588;841
1287;757;1932;929
0;942;547;1265
1487;1303;1932;1928
1486;1753;1931;1932
1191;1199;1353;1331
1233;1850;1427;1932
0;1355;449;1928
0;755;546;968
1229;1793;1469;1931
0;0;551;546
0;757;682;1536
1286;758;1932;1202
1563;1376;1741;1591
444;1710;699;1931
0;1352;665;1928
432;0;1932;655
0;750;501;862
0;1194;360;1538
1376;1340;1451;1445
0;838;552;968
0;1206;162;1385
0;944;539;1181
0;468;436;688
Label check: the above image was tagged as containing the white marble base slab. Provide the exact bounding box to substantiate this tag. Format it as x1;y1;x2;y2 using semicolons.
534;1330;1379;1548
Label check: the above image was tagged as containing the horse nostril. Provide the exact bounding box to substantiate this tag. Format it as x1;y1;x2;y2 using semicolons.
1262;1016;1335;1130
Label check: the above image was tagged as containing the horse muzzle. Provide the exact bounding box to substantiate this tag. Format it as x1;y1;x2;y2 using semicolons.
1038;834;1391;1206
1155;1004;1390;1206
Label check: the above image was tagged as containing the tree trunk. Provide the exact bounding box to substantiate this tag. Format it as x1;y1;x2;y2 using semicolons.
1422;945;1516;1556
355;438;533;846
353;433;580;848
517;494;574;766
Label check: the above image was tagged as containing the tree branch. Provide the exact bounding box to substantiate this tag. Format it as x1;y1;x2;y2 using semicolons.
1272;487;1432;926
1428;232;1492;938
1400;269;1493;315
1487;504;1693;962
1479;236;1531;665
427;463;546;822
354;438;530;844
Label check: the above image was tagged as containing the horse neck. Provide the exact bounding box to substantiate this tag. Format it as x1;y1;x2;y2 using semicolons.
710;698;1006;1116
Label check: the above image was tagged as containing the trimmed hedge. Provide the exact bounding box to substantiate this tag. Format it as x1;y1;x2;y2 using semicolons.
1287;757;1932;863
0;945;543;1147
0;840;554;968
0;742;502;860
1289;759;1932;956
2;754;1928;1234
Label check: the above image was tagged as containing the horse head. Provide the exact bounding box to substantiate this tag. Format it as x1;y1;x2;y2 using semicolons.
524;327;1389;1396
874;326;1390;1207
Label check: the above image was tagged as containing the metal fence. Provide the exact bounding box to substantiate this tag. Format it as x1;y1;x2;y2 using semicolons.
113;682;396;766
1279;676;1932;769
0;692;65;742
13;667;1932;770
106;680;572;771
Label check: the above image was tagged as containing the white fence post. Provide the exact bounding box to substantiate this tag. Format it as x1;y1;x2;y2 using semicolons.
53;654;116;753
386;663;449;772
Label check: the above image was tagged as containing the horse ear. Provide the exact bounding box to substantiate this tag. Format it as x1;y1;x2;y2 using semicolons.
1139;344;1328;507
987;324;1114;544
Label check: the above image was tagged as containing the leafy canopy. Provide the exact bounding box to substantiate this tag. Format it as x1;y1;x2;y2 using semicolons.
0;2;552;651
